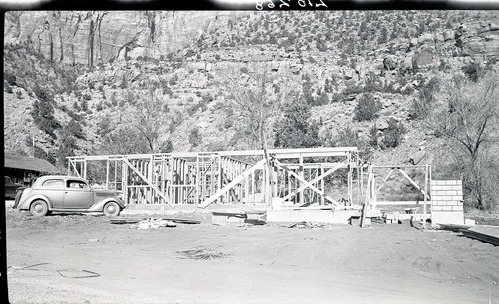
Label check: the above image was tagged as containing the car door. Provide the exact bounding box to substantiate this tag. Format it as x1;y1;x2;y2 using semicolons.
63;180;94;209
39;179;65;208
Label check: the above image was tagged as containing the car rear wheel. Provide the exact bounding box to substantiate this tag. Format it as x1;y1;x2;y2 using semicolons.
103;202;120;217
30;200;49;217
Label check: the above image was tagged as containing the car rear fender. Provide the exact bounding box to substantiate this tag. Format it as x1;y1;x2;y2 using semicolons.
87;197;125;212
17;193;54;211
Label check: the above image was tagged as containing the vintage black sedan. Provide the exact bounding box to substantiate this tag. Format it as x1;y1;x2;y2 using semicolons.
14;175;125;217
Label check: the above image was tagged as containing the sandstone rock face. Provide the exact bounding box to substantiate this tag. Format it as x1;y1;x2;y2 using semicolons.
456;21;499;57
418;33;435;45
4;11;249;66
412;46;437;69
383;55;398;71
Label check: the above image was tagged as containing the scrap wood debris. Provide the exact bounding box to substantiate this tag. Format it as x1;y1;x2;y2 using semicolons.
177;246;228;260
110;217;201;225
129;218;177;229
287;221;335;229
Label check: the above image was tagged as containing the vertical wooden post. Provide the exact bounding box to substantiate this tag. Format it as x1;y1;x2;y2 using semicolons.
196;156;200;205
423;164;428;228
122;158;128;205
299;154;304;205
83;159;87;180
251;171;255;203
320;167;325;205
217;155;222;203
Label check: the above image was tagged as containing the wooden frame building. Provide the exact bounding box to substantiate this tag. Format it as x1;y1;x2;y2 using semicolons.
66;147;361;209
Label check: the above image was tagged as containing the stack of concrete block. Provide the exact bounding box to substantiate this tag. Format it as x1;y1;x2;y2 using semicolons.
430;180;464;225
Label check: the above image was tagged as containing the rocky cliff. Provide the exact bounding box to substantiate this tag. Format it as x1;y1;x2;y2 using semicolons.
3;10;499;170
4;11;250;66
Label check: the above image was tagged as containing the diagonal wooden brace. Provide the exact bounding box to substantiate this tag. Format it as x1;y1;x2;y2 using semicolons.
199;159;266;208
373;169;394;198
280;160;347;203
275;160;339;206
122;158;174;208
398;169;430;200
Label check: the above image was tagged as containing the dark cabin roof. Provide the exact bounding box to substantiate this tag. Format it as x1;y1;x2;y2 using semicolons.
4;154;63;174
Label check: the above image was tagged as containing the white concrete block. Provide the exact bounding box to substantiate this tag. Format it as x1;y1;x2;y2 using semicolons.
452;205;463;211
432;211;464;225
446;191;457;196
442;206;453;211
452;196;463;201
464;219;475;226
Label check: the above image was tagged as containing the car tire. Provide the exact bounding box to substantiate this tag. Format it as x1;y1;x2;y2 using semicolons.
30;200;49;217
103;201;120;217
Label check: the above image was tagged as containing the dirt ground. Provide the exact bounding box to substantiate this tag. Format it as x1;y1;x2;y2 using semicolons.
5;204;499;304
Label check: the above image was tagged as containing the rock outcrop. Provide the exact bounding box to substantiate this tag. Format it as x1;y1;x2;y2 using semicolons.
4;11;250;66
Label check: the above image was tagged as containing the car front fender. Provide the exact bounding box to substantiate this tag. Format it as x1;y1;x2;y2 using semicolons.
87;197;125;212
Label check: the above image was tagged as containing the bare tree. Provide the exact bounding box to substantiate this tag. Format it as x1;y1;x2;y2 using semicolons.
429;72;499;210
218;61;294;203
132;86;177;153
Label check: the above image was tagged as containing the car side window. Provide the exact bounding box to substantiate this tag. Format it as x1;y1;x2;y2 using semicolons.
41;179;64;188
67;180;89;189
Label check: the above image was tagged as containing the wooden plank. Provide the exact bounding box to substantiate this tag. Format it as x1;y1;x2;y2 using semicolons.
280;160;346;205
198;159;266;208
275;160;339;206
122;158;174;208
110;217;201;224
398;169;430;200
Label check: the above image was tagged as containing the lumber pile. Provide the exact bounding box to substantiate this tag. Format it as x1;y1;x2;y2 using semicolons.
461;226;499;246
211;210;266;226
110;217;201;225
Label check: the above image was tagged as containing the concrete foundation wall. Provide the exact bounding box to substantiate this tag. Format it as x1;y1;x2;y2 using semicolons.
430;180;464;225
266;209;360;224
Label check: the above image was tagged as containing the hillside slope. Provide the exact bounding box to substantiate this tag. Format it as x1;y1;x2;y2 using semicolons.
4;11;499;171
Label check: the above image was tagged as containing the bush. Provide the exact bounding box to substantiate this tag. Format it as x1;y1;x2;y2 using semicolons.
4;72;17;86
188;127;202;147
353;93;382;122
462;61;483;82
381;118;406;149
369;124;378;147
410;77;439;119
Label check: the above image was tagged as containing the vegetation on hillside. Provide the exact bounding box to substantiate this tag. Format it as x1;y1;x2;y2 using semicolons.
4;10;499;210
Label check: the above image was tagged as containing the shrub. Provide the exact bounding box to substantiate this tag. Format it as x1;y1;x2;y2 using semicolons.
410;77;439;119
369;124;378;147
188;127;202;147
462;61;483;82
353;93;382;122
4;72;17;86
381;118;406;149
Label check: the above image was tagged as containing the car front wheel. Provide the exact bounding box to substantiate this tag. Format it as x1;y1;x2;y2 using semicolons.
103;202;120;217
30;200;49;217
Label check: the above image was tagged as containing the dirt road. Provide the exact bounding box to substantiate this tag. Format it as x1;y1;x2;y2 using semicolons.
5;207;499;303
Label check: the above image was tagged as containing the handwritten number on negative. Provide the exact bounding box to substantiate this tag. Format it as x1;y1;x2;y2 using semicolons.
256;0;326;9
315;0;327;7
279;0;290;7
